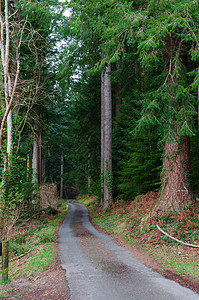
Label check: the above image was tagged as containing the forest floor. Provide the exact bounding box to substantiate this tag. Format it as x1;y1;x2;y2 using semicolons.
0;203;70;299
0;254;69;299
80;193;199;294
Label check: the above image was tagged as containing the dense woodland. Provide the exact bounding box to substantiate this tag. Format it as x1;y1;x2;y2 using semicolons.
0;0;199;240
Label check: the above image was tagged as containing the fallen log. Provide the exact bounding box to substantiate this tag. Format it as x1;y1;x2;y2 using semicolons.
156;225;199;248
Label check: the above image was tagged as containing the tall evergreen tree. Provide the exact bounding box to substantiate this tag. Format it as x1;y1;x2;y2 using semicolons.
137;0;199;213
56;0;199;214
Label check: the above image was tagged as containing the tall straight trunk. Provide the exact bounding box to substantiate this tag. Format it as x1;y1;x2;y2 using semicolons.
42;157;45;183
27;154;30;181
102;65;112;209
38;133;42;185
32;133;38;185
32;114;42;185
6;0;20;160
101;68;105;206
32;115;39;184
6;111;12;158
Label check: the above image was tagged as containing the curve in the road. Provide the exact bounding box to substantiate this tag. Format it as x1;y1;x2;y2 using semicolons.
59;203;199;300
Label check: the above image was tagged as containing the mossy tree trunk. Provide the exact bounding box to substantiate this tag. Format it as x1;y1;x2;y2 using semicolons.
157;133;194;213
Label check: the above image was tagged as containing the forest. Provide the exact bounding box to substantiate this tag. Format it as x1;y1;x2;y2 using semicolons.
0;0;199;242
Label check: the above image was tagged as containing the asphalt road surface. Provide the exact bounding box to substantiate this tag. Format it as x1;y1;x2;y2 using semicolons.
59;202;199;300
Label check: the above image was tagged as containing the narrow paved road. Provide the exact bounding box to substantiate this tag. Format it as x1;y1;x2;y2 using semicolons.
59;203;199;300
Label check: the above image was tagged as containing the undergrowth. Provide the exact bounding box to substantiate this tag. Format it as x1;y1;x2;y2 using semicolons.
79;193;199;283
0;200;69;283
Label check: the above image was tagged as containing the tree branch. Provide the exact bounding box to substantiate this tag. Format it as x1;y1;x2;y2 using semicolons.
157;225;199;248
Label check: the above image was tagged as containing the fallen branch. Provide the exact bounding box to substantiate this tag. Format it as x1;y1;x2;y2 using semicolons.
10;249;32;262
156;225;199;248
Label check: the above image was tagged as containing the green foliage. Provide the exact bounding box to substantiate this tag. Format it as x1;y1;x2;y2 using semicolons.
111;54;162;200
63;73;101;194
118;132;162;199
94;213;130;233
2;0;198;219
8;202;68;258
0;0;63;241
52;0;199;208
35;227;56;244
190;135;199;194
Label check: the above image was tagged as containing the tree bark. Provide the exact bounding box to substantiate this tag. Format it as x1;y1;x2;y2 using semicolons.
32;113;43;186
157;133;194;213
42;156;45;183
101;68;105;206
32;115;39;184
38;133;42;185
103;64;112;209
6;110;12;157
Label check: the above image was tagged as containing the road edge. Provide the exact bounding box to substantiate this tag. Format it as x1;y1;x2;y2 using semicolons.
86;205;199;294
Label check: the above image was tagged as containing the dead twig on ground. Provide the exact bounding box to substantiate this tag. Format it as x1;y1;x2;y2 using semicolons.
10;249;32;262
157;225;199;248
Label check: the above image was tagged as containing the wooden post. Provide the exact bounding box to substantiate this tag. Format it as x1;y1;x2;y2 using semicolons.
2;241;9;282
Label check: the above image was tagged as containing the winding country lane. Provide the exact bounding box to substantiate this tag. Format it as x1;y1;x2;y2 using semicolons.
59;203;199;300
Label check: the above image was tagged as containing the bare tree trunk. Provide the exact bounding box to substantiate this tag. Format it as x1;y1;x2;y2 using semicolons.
42;157;45;183
101;68;105;206
38;133;42;185
32;113;43;186
6;111;12;157
0;0;26;160
6;0;21;160
27;155;29;179
157;133;194;213
32;115;39;184
103;64;112;209
60;154;64;198
32;134;38;184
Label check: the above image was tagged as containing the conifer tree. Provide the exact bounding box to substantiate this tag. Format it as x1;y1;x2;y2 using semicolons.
137;0;199;213
57;0;199;214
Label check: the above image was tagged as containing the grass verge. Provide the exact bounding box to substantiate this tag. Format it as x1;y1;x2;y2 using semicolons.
0;200;69;284
78;193;199;283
